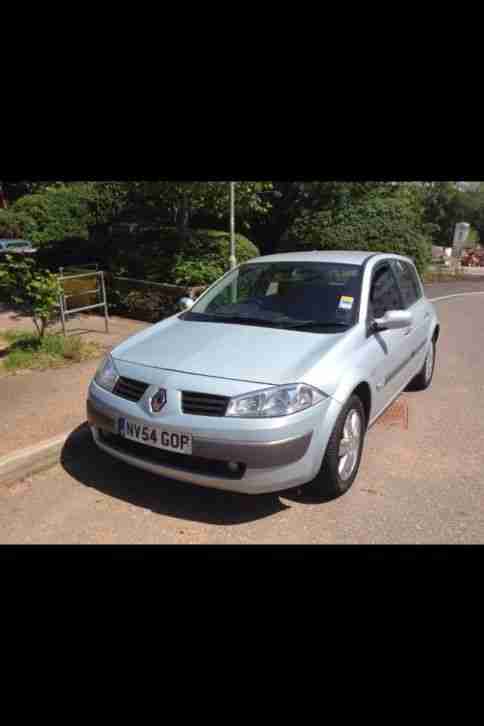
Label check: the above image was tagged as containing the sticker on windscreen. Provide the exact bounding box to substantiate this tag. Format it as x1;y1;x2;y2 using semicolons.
339;295;354;310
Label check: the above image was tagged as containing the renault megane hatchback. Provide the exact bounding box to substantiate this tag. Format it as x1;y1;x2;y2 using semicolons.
87;251;439;498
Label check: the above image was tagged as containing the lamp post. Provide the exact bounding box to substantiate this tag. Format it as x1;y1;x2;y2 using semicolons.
229;181;236;269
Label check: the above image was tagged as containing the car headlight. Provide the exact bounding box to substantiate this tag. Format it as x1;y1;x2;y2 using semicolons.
225;383;326;418
94;355;119;392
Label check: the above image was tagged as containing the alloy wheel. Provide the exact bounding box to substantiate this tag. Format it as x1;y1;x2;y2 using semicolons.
338;409;362;481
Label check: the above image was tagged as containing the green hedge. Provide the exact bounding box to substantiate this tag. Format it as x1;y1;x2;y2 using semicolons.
107;227;260;286
170;229;259;285
8;187;93;245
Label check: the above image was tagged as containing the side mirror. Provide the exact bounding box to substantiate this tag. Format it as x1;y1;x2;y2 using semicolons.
177;296;194;312
372;310;413;332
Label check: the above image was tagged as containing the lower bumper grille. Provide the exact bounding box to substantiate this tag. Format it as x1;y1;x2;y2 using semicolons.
98;430;246;480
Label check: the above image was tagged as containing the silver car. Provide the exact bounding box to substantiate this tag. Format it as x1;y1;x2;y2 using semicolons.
87;251;439;497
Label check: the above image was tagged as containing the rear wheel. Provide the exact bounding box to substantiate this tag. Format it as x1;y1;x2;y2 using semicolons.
308;394;366;499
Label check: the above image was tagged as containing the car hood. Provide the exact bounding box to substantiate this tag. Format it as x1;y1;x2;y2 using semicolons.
112;316;347;386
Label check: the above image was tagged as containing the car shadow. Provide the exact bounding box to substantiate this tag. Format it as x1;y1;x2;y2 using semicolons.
281;486;340;505
60;423;291;526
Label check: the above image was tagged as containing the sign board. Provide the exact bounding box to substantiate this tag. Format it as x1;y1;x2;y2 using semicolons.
453;222;470;256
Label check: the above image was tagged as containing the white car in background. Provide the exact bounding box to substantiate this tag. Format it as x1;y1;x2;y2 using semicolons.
0;239;37;256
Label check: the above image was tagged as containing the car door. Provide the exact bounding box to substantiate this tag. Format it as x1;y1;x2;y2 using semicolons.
391;259;431;380
365;261;413;418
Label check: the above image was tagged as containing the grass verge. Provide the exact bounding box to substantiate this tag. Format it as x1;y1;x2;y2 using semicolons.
0;330;102;374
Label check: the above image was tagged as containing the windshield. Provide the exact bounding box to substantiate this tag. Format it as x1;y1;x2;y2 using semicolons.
183;261;362;332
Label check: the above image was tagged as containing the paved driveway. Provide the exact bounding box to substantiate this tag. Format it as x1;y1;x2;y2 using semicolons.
1;292;483;543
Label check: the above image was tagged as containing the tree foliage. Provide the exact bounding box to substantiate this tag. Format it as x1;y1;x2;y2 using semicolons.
170;229;260;285
450;182;484;243
419;182;463;246
285;184;434;273
5;179;484;283
107;228;260;286
0;209;23;239
137;181;273;239
0;182;132;246
250;182;396;254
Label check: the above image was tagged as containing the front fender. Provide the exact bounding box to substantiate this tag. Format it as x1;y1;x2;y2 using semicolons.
329;368;372;411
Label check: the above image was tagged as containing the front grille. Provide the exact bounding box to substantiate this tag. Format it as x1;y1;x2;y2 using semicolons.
113;376;150;402
181;391;230;417
99;431;245;480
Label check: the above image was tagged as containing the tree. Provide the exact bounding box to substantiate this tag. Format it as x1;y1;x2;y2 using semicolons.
0;255;62;338
285;184;435;273
452;182;484;243
0;209;23;238
419;182;462;246
249;182;398;254
138;181;273;240
0;180;63;205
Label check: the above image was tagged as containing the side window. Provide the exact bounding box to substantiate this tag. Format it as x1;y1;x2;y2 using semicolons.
392;260;421;308
408;263;423;301
369;264;403;319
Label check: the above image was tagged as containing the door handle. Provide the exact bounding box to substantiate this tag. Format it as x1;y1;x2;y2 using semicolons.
424;312;430;320
403;327;413;335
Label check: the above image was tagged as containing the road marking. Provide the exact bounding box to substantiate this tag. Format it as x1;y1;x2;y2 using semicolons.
429;292;484;302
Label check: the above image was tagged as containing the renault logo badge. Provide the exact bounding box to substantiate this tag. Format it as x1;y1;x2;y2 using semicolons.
150;388;167;414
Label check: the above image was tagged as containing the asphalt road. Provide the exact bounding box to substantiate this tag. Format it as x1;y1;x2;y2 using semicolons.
1;289;483;544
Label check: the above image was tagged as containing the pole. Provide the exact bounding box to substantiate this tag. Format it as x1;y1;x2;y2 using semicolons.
229;181;236;269
59;291;66;337
100;271;110;333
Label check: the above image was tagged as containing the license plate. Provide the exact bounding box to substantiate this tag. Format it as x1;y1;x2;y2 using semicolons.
118;417;192;455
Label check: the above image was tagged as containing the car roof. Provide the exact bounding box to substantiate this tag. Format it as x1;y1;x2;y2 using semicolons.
243;250;411;267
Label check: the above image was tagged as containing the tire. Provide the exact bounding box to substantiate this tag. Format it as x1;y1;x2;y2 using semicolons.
308;394;366;499
408;338;436;391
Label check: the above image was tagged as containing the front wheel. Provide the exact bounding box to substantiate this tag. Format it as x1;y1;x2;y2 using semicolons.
308;394;366;499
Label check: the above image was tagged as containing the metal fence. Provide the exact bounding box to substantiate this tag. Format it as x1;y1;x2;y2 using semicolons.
107;275;206;322
58;270;109;335
59;263;99;276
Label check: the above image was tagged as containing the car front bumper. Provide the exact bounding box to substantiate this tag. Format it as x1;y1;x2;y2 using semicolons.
87;376;342;494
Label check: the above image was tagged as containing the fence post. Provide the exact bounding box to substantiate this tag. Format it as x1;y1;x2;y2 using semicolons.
100;271;109;333
59;291;67;336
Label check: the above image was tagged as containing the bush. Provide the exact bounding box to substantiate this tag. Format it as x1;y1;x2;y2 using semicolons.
284;194;433;274
170;229;259;285
9;186;94;245
107;227;260;286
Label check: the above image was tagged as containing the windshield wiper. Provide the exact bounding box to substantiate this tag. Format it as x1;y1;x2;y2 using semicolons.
186;312;351;331
206;314;281;327
282;321;351;330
